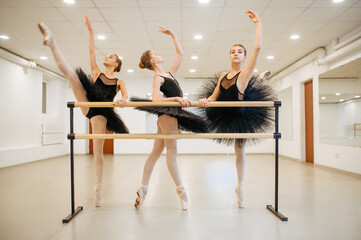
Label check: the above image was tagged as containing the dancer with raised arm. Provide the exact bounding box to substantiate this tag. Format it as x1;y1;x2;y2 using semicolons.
38;16;129;207
199;9;276;208
131;27;208;210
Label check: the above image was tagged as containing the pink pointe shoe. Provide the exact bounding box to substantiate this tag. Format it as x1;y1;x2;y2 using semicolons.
235;186;245;208
134;185;148;209
38;22;55;47
176;185;188;210
256;70;271;82
94;183;101;207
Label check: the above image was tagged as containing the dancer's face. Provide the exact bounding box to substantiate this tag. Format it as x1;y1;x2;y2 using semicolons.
230;46;246;64
150;50;165;65
103;54;119;69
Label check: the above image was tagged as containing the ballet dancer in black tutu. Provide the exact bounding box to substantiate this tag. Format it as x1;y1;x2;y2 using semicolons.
131;27;208;210
38;16;129;207
199;9;276;208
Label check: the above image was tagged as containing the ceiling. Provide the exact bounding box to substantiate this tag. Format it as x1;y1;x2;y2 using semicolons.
0;0;361;80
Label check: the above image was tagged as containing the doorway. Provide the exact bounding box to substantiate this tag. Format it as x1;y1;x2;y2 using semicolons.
304;80;314;164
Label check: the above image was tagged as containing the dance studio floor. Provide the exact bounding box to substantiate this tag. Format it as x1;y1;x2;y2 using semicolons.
0;154;360;240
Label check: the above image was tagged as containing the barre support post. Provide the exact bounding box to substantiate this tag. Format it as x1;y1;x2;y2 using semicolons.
267;101;288;221
63;103;83;223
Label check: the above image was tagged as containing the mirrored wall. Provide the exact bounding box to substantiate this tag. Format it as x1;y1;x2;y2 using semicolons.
319;58;361;147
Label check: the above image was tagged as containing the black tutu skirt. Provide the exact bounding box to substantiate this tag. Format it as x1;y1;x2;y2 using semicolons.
198;74;277;145
75;68;129;133
130;97;208;133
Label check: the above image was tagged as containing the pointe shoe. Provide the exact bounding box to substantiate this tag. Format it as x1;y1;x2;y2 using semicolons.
235;186;245;208
134;185;147;209
38;22;55;47
94;184;101;207
256;70;271;82
176;185;188;210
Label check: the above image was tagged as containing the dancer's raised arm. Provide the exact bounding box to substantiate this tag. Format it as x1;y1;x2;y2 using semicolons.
240;9;262;80
85;16;101;80
159;27;183;76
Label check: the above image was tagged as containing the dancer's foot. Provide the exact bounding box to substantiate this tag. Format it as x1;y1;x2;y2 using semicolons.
134;185;148;209
256;70;271;82
176;185;188;210
94;183;101;207
235;185;245;208
38;22;55;48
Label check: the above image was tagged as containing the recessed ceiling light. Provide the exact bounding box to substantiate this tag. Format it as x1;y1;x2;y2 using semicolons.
290;34;300;40
63;0;75;4
267;56;274;60
333;0;344;3
355;95;360;98
40;56;48;60
199;0;210;3
339;99;344;102
97;35;106;40
127;69;134;73
336;93;341;96
184;93;189;96
321;97;326;100
0;35;9;40
189;69;196;73
191;56;199;60
194;34;203;40
254;69;258;73
147;93;152;96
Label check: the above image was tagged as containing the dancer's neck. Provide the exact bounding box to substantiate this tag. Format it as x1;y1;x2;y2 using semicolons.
104;68;115;78
153;64;166;76
230;62;242;74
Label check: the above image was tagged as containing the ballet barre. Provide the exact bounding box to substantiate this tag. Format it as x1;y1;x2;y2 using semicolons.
72;101;276;108
69;133;277;140
62;101;287;223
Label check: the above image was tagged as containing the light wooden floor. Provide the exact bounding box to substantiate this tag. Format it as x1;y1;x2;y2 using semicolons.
0;154;360;240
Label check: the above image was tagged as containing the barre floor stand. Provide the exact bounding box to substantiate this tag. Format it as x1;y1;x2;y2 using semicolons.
62;102;83;223
266;101;288;221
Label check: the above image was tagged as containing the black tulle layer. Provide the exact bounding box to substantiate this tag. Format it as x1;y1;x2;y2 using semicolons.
75;68;129;133
197;74;277;145
130;97;208;133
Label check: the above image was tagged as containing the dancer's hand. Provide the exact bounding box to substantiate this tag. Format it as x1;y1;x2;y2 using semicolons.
85;16;93;32
159;26;174;36
176;97;191;108
245;9;260;24
117;99;126;108
199;98;211;108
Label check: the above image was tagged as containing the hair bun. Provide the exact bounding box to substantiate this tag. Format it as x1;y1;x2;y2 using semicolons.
139;61;145;69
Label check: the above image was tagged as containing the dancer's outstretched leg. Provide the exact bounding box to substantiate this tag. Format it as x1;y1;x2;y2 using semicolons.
158;115;188;210
235;139;246;208
134;123;165;208
38;23;89;116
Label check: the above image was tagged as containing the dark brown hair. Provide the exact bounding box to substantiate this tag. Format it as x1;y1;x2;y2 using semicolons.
113;54;122;72
139;50;154;70
231;44;247;56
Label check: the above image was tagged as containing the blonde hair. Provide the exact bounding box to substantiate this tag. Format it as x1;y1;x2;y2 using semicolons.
139;50;154;70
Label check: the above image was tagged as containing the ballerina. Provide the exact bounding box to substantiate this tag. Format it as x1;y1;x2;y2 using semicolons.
198;9;276;208
131;27;208;210
38;16;129;207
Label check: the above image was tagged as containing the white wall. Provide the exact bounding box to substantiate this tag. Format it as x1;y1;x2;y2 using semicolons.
0;57;68;168
271;27;361;175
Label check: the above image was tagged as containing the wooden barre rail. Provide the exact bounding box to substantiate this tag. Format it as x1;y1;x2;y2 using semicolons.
70;133;277;140
72;101;279;108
